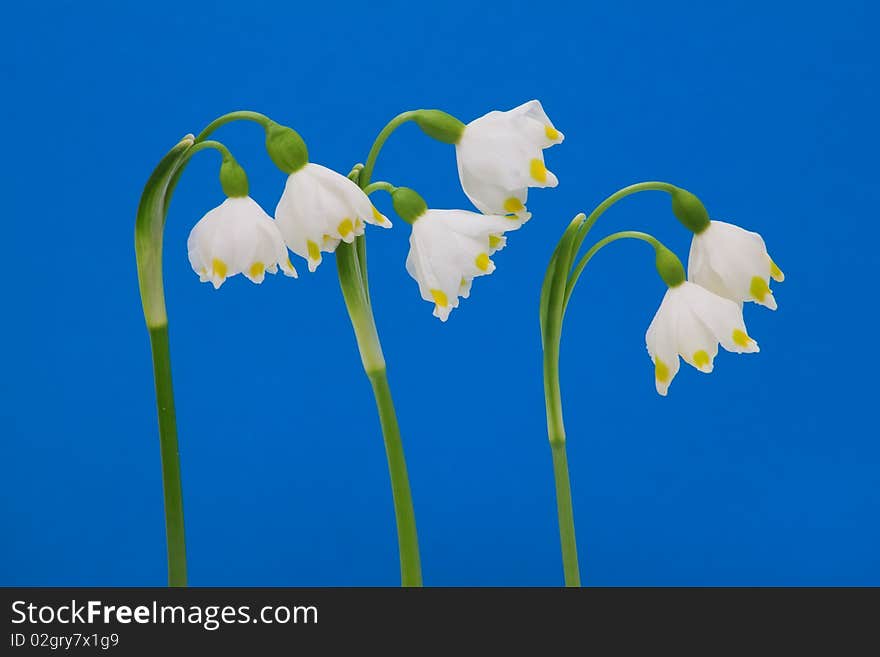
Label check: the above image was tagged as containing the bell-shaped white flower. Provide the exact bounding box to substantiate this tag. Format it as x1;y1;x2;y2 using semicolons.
405;209;523;321
455;100;563;220
688;220;784;310
646;281;759;396
187;196;297;289
274;163;391;272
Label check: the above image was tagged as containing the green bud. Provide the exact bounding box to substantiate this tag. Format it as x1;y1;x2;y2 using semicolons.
412;110;466;145
265;123;308;174
670;188;710;234
219;156;249;197
654;244;686;288
391;187;428;224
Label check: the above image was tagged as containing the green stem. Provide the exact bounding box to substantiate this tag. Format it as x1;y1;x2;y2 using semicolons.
195;110;273;142
135;136;194;586
135;115;278;585
360;111;416;188
551;441;580;586
369;370;422;587
148;325;188;586
336;241;422;586
565;231;662;309
363;181;396;196
569;181;678;269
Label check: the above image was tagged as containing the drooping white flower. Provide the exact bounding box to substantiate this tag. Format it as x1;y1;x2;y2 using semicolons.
455;100;563;220
405;208;523;321
187;196;297;289
645;281;759;396
274;163;391;272
688;220;784;310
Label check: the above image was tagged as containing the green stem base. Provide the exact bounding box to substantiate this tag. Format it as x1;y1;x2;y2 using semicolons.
551;441;581;587
148;325;188;587
369;371;423;587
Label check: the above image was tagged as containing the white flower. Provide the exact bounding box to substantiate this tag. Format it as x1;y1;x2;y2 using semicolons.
688;220;784;310
405;209;523;321
455;100;563;220
645;281;759;396
274;163;391;272
187;196;297;289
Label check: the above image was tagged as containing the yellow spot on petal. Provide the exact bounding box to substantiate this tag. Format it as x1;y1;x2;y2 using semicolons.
307;240;320;261
212;258;228;279
475;253;490;272
489;234;503;249
372;206;385;223
770;259;784;282
249;262;265;279
286;258;295;270
545;125;559;140
530;158;548;183
503;197;525;213
655;358;670;383
431;289;448;307
732;329;752;348
338;218;353;237
693;350;710;369
750;275;771;301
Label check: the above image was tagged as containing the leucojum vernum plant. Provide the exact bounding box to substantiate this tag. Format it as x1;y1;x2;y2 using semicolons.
540;184;783;586
135;102;563;586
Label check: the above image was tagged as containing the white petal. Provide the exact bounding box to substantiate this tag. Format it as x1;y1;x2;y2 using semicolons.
645;288;682;395
405;209;519;320
454;100;562;217
688;220;781;309
683;282;759;354
187;196;292;288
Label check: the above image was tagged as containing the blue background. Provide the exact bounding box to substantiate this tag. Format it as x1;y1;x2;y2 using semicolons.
2;0;878;586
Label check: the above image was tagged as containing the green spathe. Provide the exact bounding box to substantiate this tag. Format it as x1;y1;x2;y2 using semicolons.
412;109;466;145
391;187;428;224
265;123;309;174
671;187;711;234
219;156;249;198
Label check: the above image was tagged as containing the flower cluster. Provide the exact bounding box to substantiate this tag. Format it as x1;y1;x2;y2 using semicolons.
186;101;563;321
645;206;784;396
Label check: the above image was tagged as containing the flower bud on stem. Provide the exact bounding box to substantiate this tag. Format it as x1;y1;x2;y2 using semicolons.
218;155;249;198
670;187;711;234
390;187;428;224
411;109;466;145
265;123;309;174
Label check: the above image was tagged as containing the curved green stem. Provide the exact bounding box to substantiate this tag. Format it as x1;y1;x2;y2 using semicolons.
363;181;396;196
539;184;681;586
565;231;662;309
135;135;195;586
360;111;416;188
136;126;256;586
195;110;274;142
186;139;234;160
570;181;678;267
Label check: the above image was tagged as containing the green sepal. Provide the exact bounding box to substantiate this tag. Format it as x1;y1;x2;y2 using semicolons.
391;187;428;224
219;156;249;197
412;110;466;145
265;123;308;174
671;188;711;234
654;244;686;287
